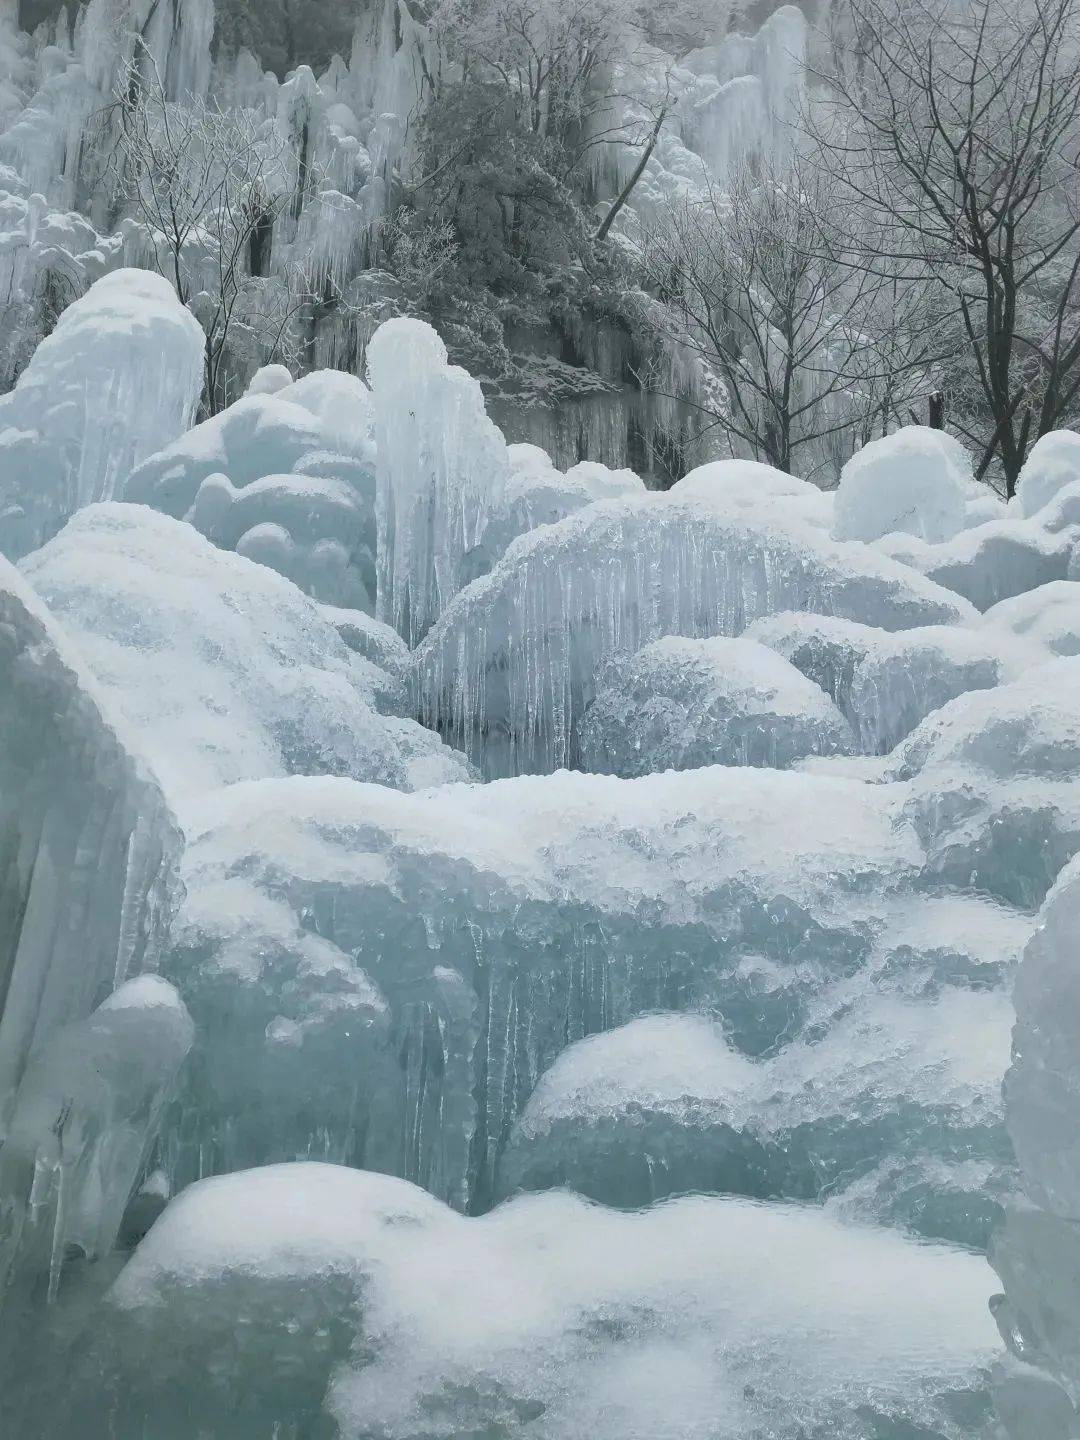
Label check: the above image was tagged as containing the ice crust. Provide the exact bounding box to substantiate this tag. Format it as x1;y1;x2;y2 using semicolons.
18;504;472;813
45;1163;999;1440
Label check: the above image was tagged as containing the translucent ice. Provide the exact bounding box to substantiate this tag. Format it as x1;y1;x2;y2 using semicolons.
19;504;472;813
578;634;854;775
883;518;1075;612
169;765;923;1208
0;555;180;1136
412;493;975;776
0;270;204;559
368;318;509;645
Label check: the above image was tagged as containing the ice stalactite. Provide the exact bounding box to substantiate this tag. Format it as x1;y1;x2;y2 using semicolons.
369;318;509;645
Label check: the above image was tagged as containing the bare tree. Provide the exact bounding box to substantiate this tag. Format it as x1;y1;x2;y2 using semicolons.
110;52;302;413
812;0;1080;495
636;159;937;480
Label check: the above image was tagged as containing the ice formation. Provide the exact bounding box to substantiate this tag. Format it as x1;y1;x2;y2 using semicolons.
369;318;509;645
2;0;1080;1411
18;504;472;813
0;270;204;560
413;490;974;776
38;1165;998;1440
578;634;855;774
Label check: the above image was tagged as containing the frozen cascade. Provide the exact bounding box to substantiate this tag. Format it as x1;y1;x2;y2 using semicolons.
369;318;510;645
412;491;975;777
0;269;204;561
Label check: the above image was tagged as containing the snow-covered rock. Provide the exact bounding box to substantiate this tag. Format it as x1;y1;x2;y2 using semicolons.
1017;430;1080;519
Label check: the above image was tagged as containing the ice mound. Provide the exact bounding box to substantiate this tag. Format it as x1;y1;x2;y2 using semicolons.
991;856;1080;1437
0;269;204;560
1017;430;1080;518
578;634;854;775
748;611;1025;753
883;517;1075;611
0;555;180;1133
497;909;1016;1248
169;766;922;1208
672;457;835;529
18;504;472;812
413;493;975;776
244;364;294;397
833;426;968;544
890;656;1080;907
476;444;646;569
49;1164;999;1440
124;382;378;609
981;580;1080;656
124;394;327;517
369;317;509;644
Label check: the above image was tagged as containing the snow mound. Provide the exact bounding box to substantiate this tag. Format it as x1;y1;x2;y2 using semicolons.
981;581;1080;656
53;1164;998;1440
578;633;854;775
18;504;473;813
0;269;204;560
883;517;1074;611
833;426;968;544
1017;430;1080;518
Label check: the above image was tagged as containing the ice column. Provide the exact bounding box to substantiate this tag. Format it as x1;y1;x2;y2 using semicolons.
368;318;509;645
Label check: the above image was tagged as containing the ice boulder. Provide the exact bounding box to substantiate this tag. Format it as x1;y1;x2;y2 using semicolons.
0;269;204;559
891;656;1080;907
18;505;473;814
748;611;1025;754
833;426;968;544
475;444;645;571
0;555;180;1136
46;1165;1000;1440
368;317;509;644
981;581;1080;657
413;493;975;777
243;363;294;397
672;457;835;530
578;634;854;775
1017;430;1080;519
498;982;1012;1250
882;517;1075;611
